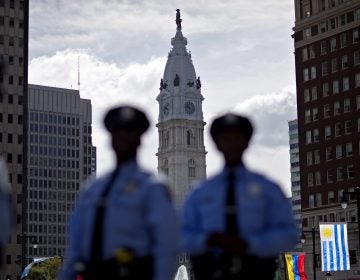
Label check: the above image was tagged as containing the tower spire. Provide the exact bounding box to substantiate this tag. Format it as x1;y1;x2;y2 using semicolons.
175;9;182;30
77;56;80;91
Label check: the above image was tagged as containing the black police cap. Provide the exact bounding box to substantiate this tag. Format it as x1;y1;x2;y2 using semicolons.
104;106;150;134
210;113;253;142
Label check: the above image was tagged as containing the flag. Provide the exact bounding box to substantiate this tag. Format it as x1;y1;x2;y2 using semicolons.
285;252;307;280
319;223;350;271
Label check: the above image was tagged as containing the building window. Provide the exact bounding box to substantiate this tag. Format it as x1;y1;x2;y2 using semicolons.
311;66;317;79
327;169;334;183
304;28;311;39
303;68;309;82
343;77;349;91
309;45;315;59
307;152;313;165
344;98;351;112
312;108;318;121
313;129;319;142
355;50;360;65
304;88;310;102
333;80;339;94
350;250;357;265
305;110;311;123
328;191;335;204
322;62;328;76
355;73;360;87
334;101;340;115
187;130;195;146
335;123;341;137
306;130;312;144
341;55;348;69
331;58;337;72
336;144;343;158
324;104;330;118
340;14;347;26
340;33;347;48
302;48;308;61
188;159;196;177
330;17;337;29
346;142;353;156
308;173;314;187
325;125;331;139
312;86;317;100
316;193;322;207
353;29;359;43
309;194;315;208
163;159;169;175
314;150;320;164
323;83;329;96
330;38;337;51
345;120;352;134
321;40;327;54
315;171;321;185
347;165;354;179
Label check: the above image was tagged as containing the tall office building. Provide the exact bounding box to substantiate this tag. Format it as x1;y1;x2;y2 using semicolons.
288;120;302;233
293;1;360;278
26;84;95;263
0;0;29;279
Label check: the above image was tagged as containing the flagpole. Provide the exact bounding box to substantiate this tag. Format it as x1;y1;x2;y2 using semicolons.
312;227;316;280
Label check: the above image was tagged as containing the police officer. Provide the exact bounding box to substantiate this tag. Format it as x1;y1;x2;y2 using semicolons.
181;113;298;280
0;158;11;269
60;105;180;280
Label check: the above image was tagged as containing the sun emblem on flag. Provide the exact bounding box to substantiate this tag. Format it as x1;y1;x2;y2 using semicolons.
322;227;333;238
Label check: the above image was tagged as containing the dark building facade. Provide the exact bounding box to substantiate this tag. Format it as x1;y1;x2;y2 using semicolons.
0;0;29;279
294;0;360;278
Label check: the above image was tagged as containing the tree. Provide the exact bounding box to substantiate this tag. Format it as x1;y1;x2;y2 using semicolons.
26;257;62;280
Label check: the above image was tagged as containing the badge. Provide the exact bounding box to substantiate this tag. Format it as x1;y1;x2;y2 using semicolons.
122;180;138;194
248;183;262;196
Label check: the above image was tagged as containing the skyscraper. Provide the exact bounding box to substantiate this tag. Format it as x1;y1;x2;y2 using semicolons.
0;0;29;279
293;1;360;278
26;84;95;262
156;10;207;207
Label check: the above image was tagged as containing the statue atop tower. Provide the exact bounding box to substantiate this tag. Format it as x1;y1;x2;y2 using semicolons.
176;9;182;30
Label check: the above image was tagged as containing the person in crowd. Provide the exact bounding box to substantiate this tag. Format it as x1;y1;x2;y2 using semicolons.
60;105;180;280
181;113;298;280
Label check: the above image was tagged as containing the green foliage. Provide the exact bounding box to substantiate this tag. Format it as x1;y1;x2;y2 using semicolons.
26;256;63;280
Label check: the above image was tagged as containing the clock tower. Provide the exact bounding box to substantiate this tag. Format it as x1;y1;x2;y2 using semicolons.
156;9;206;207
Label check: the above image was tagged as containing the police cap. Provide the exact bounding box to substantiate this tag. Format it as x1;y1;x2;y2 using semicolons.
210;113;253;142
104;106;150;134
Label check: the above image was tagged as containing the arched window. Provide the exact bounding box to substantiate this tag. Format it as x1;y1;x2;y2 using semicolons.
187;130;195;146
163;159;169;175
164;130;169;146
188;159;195;177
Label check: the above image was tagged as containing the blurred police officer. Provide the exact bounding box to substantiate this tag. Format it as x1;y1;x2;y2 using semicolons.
0;158;11;269
181;113;298;280
60;105;180;280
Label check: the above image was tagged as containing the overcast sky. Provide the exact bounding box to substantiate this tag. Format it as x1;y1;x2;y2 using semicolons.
28;0;297;196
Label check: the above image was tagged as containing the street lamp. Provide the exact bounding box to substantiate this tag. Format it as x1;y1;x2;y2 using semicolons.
325;271;332;280
301;227;318;280
340;187;360;253
20;233;39;269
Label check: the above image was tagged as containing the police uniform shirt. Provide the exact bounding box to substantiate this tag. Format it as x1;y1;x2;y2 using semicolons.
0;158;11;245
60;160;180;280
181;164;298;257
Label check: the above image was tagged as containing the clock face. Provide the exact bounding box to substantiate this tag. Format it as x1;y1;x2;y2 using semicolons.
163;103;170;116
185;102;195;114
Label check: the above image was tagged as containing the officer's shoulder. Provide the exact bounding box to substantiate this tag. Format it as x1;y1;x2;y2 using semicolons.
80;173;111;195
246;170;285;196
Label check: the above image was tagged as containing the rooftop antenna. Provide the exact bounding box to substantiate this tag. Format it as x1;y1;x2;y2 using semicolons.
77;56;80;91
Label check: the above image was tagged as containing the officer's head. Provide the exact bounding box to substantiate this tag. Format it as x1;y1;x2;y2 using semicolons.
210;113;253;166
104;105;150;163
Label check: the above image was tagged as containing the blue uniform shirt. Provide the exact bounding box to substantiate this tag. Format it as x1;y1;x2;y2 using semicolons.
181;165;298;257
0;158;11;246
60;160;180;280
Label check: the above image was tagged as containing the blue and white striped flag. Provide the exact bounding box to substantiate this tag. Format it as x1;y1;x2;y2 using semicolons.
319;223;350;271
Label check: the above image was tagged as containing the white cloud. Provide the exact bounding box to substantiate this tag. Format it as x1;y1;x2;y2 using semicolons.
29;1;297;197
29;49;166;174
